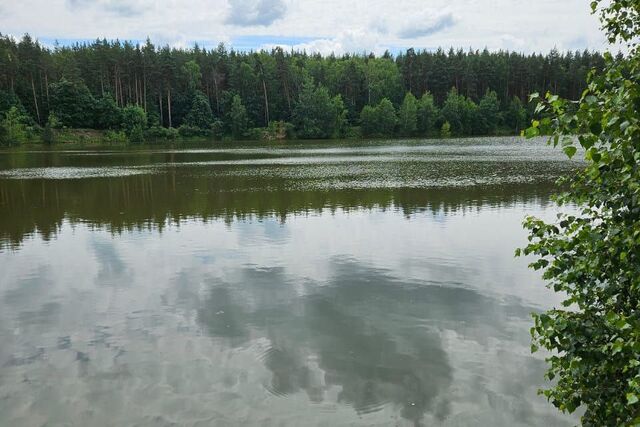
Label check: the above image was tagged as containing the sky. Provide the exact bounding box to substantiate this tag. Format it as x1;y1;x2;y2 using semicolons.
0;0;608;54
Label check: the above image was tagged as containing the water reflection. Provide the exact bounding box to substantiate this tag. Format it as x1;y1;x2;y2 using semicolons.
0;138;581;249
0;173;561;249
200;261;453;423
0;210;575;426
191;258;549;425
0;140;580;426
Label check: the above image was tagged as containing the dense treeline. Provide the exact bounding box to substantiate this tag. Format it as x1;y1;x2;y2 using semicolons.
0;33;605;144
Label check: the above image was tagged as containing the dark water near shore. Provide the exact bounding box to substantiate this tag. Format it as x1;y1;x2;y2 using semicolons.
0;137;580;426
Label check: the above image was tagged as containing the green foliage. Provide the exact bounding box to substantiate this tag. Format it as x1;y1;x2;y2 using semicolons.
104;130;128;144
360;98;397;137
184;91;214;129
264;121;294;140
182;60;202;92
0;124;7;146
210;120;225;140
145;126;178;141
41;114;56;144
504;96;528;133
440;89;463;134
417;92;439;136
0;33;607;141
342;126;361;139
244;127;265;141
49;78;95;128
366;58;403;105
360;105;377;137
477;90;500;135
93;94;122;130
293;78;347;139
441;87;478;136
121;105;147;136
144;126;167;140
128;125;145;144
0;89;26;117
120;106;147;144
398;92;418;136
332;95;349;139
178;124;209;138
0;107;29;146
440;121;451;138
46;112;60;129
520;2;640;425
376;98;398;137
228;95;249;139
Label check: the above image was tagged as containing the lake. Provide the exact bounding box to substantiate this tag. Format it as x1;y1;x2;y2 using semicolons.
0;137;580;426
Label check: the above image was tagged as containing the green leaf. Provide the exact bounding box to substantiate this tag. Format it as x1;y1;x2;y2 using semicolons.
606;312;619;323
612;339;624;354
524;127;540;139
563;146;577;159
586;147;601;162
521;6;640;424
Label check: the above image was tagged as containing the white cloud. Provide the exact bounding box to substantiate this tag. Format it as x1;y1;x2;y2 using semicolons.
226;0;287;26
66;0;150;16
0;0;609;53
264;28;390;56
495;34;526;51
397;10;456;39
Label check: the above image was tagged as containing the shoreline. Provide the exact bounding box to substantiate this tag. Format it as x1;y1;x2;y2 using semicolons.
0;133;527;151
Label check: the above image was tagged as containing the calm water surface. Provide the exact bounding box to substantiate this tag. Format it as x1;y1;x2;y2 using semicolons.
0;137;580;426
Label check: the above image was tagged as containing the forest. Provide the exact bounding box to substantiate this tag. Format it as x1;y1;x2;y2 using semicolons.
0;33;606;144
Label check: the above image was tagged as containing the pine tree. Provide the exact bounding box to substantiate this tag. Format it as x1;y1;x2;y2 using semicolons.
184;91;214;129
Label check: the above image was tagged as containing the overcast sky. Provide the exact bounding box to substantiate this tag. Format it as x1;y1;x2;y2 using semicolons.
0;0;608;54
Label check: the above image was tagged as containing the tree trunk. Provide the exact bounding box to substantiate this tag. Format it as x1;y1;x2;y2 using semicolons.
143;70;147;112
31;76;40;124
114;70;119;106
159;91;164;127
135;76;139;106
167;87;172;128
262;78;270;125
119;75;124;106
39;70;44;107
45;73;50;107
284;80;292;114
212;72;220;114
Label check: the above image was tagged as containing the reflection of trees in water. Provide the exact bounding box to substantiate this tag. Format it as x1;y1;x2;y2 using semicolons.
0;169;558;248
192;259;538;425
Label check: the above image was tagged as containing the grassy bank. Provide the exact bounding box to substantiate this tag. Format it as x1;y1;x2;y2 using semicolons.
0;126;523;150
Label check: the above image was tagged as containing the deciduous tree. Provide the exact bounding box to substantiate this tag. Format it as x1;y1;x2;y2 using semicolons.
520;1;640;424
398;92;418;136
